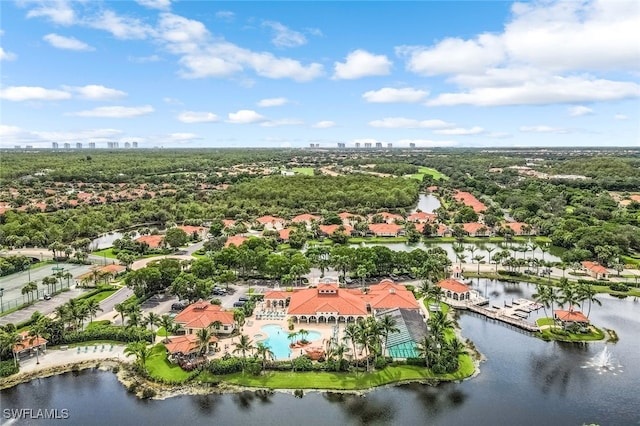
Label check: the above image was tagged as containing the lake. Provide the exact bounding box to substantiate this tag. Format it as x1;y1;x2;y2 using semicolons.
3;280;638;425
411;193;441;214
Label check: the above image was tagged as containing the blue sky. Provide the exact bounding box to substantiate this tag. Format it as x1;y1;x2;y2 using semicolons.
1;0;638;148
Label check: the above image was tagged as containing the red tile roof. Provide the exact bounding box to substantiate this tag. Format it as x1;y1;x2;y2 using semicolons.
292;214;320;223
224;235;248;248
554;309;589;323
287;283;368;316
454;191;486;213
264;290;291;300
369;212;404;223
319;224;353;235
368;223;402;236
222;219;236;228
438;278;470;294
504;222;531;234
100;264;126;274
256;215;286;224
581;261;608;275
13;332;48;354
135;235;164;248
174;303;235;330
407;212;435;223
462;222;486;234
165;334;218;355
364;281;419;309
178;225;206;235
278;228;291;241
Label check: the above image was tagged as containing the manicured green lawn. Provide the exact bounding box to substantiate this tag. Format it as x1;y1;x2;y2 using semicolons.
83;289;118;304
423;298;449;316
348;237;408;243
93;248;118;259
145;344;194;382
536;317;555;327
535;322;605;342
292;167;314;176
202;357;473;390
409;167;449;181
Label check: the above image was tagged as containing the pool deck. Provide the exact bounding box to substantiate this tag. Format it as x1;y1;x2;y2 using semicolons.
214;308;339;360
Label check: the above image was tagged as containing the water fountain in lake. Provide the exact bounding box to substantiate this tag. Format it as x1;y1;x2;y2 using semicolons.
582;346;623;375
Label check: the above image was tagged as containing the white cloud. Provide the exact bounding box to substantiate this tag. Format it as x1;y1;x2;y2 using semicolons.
43;33;94;51
70;105;154;118
215;11;235;22
614;114;629;120
177;111;219;123
0;86;71;101
65;85;127;100
399;0;640;107
33;128;124;141
227;109;266;124
0;47;17;61
163;97;182;105
486;132;512;139
257;97;289;107
368;117;454;129
263;21;307;48
396;34;504;76
135;0;171;10
362;87;429;103
157;13;209;54
87;10;155;40
569;105;594;116
434;126;485;135
167;132;200;142
0;124;24;137
312;121;336;128
128;54;162;63
333;49;392;80
427;76;640;106
260;118;304;127
25;1;76;25
520;125;570;134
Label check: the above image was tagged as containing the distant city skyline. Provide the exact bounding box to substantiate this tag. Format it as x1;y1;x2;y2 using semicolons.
1;1;638;148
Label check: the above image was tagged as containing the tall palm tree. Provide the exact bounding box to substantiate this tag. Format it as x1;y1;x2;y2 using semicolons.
126;310;142;329
233;334;254;368
533;284;553;319
211;320;223;335
159;314;175;343
114;303;127;326
297;328;309;343
255;341;275;370
486;247;496;270
28;319;50;365
378;314;400;357
124;341;151;370
416;335;435;367
145;312;160;332
465;246;478;262
577;283;601;318
329;342;349;370
195;327;214;356
343;323;359;363
0;329;22;367
85;299;103;323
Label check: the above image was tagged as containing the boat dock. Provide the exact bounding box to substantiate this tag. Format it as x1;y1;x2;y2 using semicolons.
465;298;542;332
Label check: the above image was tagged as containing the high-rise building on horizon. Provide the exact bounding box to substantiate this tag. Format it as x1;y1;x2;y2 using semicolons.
52;142;59;149
132;141;138;148
337;142;346;149
375;142;383;149
63;143;71;149
88;142;96;149
355;142;361;149
76;143;82;149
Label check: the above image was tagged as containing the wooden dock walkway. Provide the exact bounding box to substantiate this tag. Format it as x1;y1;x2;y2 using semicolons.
465;303;540;332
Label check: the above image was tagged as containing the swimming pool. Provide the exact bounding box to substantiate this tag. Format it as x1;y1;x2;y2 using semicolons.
260;324;322;360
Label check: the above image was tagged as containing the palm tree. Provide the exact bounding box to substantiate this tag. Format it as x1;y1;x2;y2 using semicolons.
466;246;478;262
378;315;400;357
486;247;496;269
426;285;443;304
159;314;175;343
255;341;275;370
211;320;223;335
145;312;160;332
0;328;22;367
297;328;309;344
85;299;103;323
233;334;254;368
416;335;435;367
533;284;553;319
287;331;298;345
473;254;485;277
343;323;359;363
195;328;214;356
124;341;151;370
126;310;142;328
114;303;127;326
577;283;601;318
233;310;246;331
28;319;50;365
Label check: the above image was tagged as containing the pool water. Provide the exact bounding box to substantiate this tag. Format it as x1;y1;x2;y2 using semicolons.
260;324;322;359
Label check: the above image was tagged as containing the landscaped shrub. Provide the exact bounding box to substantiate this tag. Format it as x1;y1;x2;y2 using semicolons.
375;357;389;370
57;325;153;346
405;357;426;366
208;357;243;375
609;283;629;292
142;388;157;399
0;359;19;377
292;355;313;371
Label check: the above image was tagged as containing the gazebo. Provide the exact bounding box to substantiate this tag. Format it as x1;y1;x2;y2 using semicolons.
13;331;48;361
554;308;590;330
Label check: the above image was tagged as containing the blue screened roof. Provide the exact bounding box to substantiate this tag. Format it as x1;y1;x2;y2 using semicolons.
388;341;419;359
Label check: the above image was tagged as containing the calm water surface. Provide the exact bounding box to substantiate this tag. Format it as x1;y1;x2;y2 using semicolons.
3;282;639;426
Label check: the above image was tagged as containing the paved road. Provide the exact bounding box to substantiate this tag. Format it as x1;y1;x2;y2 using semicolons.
0;262;94;310
0;287;87;326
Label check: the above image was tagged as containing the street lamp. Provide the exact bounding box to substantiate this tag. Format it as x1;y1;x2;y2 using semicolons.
0;288;4;313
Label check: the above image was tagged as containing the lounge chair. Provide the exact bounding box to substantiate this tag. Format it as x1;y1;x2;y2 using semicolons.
101;345;105;352
77;347;81;354
84;346;88;353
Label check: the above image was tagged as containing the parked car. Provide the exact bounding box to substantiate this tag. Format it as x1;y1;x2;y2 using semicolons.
171;302;187;311
43;294;52;300
233;301;246;308
212;288;227;296
238;296;250;302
